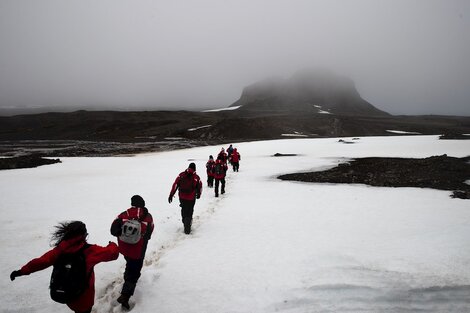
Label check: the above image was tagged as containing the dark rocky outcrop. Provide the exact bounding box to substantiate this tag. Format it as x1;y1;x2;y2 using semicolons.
0;155;61;170
278;155;470;199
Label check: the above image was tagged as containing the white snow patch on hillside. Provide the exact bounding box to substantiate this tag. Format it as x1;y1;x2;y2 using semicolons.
281;133;308;137
313;104;332;114
202;106;241;112
188;125;211;132
386;130;422;134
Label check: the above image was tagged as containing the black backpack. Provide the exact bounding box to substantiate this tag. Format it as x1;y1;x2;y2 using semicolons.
179;172;194;193
215;163;222;175
50;244;90;303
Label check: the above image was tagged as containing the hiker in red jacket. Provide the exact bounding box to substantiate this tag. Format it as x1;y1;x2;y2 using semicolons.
206;155;215;188
213;156;228;197
10;221;119;313
229;148;241;172
110;195;154;310
218;147;228;164
168;162;202;234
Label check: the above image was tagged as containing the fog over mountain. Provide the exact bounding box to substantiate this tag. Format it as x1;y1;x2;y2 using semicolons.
0;0;469;116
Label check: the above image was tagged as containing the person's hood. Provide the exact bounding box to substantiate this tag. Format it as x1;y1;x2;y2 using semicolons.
57;235;87;254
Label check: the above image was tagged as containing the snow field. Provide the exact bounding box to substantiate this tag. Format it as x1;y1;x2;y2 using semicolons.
1;135;469;312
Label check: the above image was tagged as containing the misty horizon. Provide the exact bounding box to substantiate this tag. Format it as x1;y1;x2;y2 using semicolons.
1;0;469;116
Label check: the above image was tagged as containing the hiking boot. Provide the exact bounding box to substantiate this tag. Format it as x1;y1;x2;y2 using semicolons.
117;294;130;310
221;189;225;194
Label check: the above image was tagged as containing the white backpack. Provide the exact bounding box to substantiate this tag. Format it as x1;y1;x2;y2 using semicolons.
120;219;142;244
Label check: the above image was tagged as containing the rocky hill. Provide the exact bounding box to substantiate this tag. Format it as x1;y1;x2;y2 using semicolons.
1;69;469;156
230;69;389;116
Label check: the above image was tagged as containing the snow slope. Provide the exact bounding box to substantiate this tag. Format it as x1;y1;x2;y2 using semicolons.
1;135;470;313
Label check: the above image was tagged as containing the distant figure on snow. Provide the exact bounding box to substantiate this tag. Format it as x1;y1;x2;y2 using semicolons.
218;147;228;165
206;155;215;188
229;148;241;172
110;195;154;310
226;144;234;158
10;221;119;313
168;162;202;234
213;156;228;197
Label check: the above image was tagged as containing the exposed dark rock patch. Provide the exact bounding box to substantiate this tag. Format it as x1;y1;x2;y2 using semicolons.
0;155;61;170
338;139;355;144
439;133;470;140
278;155;470;199
273;153;298;157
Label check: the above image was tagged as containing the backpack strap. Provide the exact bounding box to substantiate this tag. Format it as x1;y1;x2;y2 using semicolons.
80;243;92;282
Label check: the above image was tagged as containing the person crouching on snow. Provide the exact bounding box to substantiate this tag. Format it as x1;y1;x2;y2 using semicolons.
10;221;119;313
110;195;154;310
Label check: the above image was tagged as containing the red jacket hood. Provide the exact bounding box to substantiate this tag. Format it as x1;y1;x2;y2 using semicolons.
57;236;87;254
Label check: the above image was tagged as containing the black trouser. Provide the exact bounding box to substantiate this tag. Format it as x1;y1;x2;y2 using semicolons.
214;178;225;196
232;162;239;172
180;199;196;229
207;175;214;187
121;238;148;297
122;256;144;296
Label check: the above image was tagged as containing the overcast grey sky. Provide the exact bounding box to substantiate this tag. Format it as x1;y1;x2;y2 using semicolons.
0;0;469;115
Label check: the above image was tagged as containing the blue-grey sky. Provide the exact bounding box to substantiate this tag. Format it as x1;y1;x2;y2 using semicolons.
0;0;469;115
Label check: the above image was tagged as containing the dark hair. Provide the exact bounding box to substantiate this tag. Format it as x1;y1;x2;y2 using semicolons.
131;195;145;208
188;162;196;170
50;221;87;246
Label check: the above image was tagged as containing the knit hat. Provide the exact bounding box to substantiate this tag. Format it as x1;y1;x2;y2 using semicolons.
189;162;196;171
131;195;145;207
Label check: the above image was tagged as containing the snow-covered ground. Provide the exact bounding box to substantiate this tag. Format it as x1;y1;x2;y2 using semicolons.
1;135;470;313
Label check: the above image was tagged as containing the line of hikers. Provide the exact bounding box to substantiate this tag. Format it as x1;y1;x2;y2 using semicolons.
205;145;241;196
9;145;241;313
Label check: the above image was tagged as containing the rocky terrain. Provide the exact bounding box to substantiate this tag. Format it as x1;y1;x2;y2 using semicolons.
278;155;470;199
1;69;469;158
0;155;61;170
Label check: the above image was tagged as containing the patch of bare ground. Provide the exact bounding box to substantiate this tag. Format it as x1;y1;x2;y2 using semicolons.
0;155;61;170
278;155;470;199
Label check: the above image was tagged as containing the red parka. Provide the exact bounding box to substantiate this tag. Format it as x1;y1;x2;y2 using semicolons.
218;151;228;164
113;206;154;260
206;159;215;177
19;236;119;312
213;159;228;180
169;168;202;201
230;149;240;163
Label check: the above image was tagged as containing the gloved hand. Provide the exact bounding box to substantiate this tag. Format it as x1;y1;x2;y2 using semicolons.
196;194;200;199
168;195;173;203
10;270;22;281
